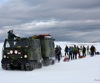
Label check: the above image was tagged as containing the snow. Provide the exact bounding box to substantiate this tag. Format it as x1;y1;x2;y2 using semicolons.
0;41;100;83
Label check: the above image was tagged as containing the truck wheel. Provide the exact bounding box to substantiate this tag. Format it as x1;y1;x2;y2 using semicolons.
2;64;7;70
20;64;25;70
25;63;33;71
6;64;11;70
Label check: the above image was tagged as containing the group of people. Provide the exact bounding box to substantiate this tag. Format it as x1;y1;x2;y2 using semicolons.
55;44;97;62
64;45;96;60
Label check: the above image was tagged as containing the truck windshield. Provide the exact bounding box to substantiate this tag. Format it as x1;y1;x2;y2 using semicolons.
5;39;29;48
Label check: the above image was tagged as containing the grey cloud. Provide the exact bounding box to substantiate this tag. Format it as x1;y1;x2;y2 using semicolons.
1;19;100;41
0;0;100;42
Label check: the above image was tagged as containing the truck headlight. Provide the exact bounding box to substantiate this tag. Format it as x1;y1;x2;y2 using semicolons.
10;50;13;54
24;55;27;58
14;50;18;54
3;55;6;58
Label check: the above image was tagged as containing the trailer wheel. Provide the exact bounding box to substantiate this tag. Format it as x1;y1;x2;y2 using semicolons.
43;60;49;66
25;63;34;71
38;62;42;68
51;60;55;65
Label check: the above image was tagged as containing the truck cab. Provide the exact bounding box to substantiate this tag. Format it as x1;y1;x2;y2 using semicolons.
1;37;42;70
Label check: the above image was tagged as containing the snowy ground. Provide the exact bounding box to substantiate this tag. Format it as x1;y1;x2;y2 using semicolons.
0;42;100;83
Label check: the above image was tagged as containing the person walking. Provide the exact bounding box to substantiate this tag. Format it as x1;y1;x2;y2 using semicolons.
73;45;78;59
87;46;90;55
82;46;86;57
55;45;61;62
68;46;73;60
64;45;69;56
90;45;95;57
77;46;80;57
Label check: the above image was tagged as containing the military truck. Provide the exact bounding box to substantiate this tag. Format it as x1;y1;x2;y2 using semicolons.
1;34;55;71
1;37;43;71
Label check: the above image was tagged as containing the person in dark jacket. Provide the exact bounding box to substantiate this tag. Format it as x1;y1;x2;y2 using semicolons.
8;30;17;40
82;46;86;56
64;45;69;56
90;45;95;57
68;46;73;60
55;45;61;62
7;30;18;47
77;46;80;57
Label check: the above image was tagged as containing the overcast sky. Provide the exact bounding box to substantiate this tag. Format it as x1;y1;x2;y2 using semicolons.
0;0;100;42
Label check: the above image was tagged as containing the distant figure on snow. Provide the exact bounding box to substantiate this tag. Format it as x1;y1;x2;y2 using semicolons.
55;45;62;62
86;46;90;55
90;45;95;57
82;46;86;56
64;45;69;56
